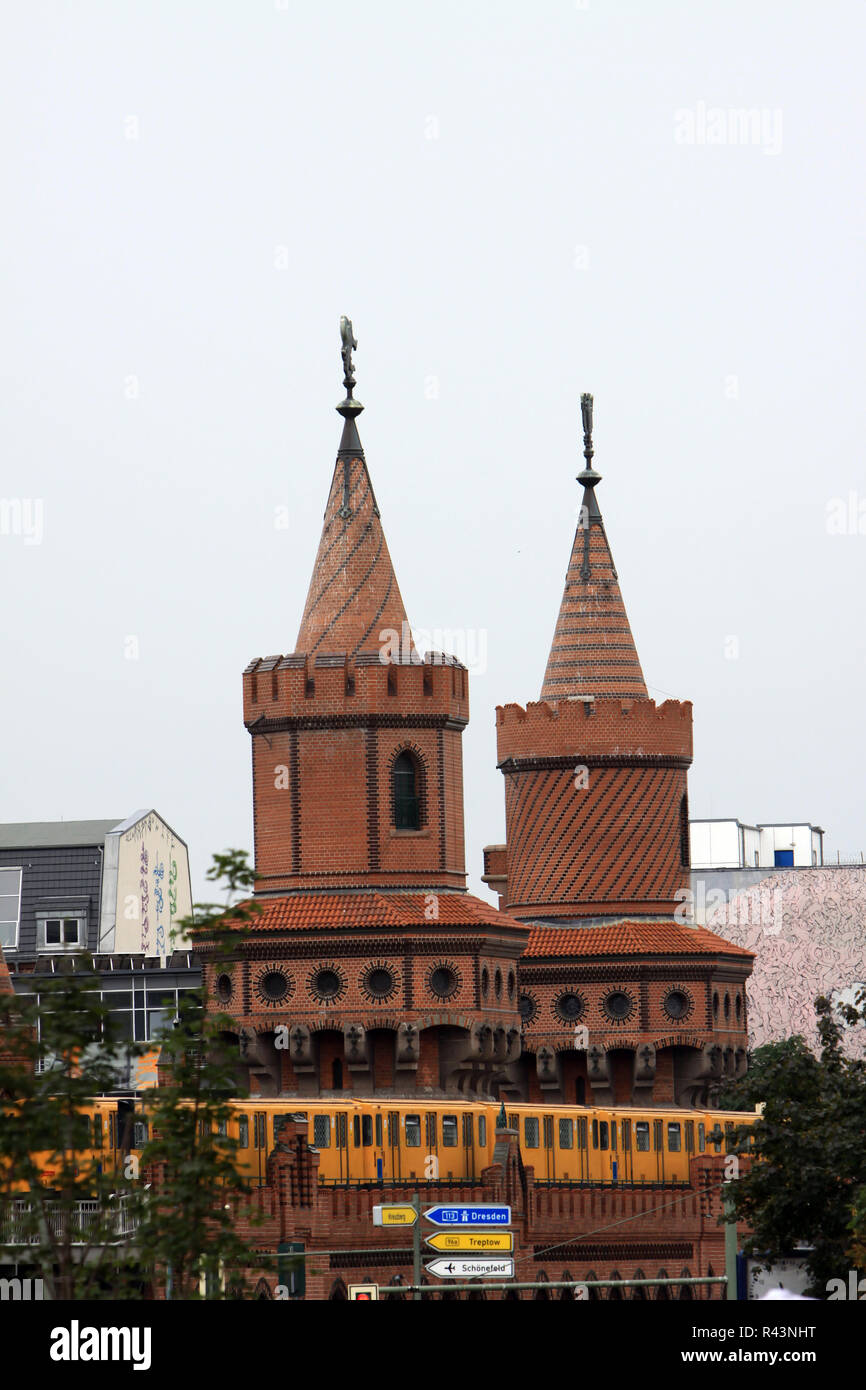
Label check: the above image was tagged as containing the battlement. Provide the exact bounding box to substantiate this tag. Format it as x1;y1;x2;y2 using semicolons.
243;650;469;725
495;696;692;763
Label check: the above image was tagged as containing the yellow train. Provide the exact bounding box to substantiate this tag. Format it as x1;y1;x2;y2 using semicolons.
122;1098;755;1188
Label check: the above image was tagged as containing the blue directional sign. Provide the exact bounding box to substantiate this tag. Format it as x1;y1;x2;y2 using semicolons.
423;1204;511;1227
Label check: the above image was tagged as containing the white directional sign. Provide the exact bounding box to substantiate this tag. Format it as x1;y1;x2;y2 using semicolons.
426;1258;514;1280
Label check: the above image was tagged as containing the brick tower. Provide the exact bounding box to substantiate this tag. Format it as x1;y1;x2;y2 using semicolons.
204;322;528;1098
485;395;753;1107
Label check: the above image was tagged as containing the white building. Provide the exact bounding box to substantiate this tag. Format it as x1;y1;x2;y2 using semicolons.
689;818;824;870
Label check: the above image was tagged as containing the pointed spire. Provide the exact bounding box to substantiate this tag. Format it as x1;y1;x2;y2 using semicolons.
294;320;415;659
540;394;648;701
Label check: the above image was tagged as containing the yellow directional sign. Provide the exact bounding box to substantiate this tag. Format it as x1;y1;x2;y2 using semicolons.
425;1230;514;1254
372;1204;418;1227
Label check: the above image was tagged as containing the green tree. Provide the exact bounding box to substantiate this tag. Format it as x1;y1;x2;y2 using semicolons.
721;991;866;1295
135;850;263;1299
0;961;146;1299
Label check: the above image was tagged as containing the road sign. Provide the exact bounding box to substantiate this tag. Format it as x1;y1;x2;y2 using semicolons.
426;1230;514;1254
348;1284;379;1300
372;1204;418;1227
426;1258;514;1280
423;1204;511;1227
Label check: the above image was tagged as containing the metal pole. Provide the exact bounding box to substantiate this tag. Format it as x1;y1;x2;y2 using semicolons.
723;1182;738;1301
412;1193;421;1302
387;1275;727;1296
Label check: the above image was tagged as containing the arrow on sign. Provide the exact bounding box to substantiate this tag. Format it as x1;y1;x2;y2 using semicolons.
426;1257;515;1279
371;1204;417;1227
426;1230;514;1253
423;1204;511;1227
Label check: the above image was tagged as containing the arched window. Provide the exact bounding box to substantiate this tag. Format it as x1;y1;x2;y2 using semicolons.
585;1270;600;1301
393;750;421;830
608;1270;623;1301
656;1269;670;1300
678;1268;694;1300
534;1272;550;1300
680;794;690;867
632;1268;647;1300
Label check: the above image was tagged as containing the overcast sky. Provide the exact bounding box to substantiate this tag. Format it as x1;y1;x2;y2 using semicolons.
2;1;864;903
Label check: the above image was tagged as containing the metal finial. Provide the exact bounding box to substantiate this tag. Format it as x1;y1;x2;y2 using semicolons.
495;1102;507;1130
337;316;363;421
580;392;594;468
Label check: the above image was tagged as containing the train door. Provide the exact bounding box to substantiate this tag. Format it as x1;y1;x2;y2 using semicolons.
619;1118;634;1182
441;1113;459;1177
404;1112;422;1178
461;1112;475;1180
373;1111;385;1183
591;1115;615;1182
253;1111;268;1186
653;1119;665;1182
542;1115;556;1180
335;1110;350;1182
666;1120;684;1179
386;1111;401;1180
425;1111;438;1177
576;1115;589;1181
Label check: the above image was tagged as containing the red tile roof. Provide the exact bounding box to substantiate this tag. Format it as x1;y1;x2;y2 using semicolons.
218;892;531;935
525;922;754;959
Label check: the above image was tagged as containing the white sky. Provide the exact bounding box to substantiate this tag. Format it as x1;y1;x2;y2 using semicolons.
2;1;864;903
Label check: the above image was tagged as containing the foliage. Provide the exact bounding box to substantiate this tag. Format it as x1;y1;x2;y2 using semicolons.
135;849;264;1299
0;962;147;1299
721;990;866;1295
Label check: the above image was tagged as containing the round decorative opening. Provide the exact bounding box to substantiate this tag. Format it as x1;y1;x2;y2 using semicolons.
518;993;538;1023
216;973;233;1003
313;969;341;999
430;966;458;999
494;968;503;999
365;966;396;999
555;991;586;1023
603;990;634;1021
481;967;490;997
663;990;690;1021
261;971;288;1001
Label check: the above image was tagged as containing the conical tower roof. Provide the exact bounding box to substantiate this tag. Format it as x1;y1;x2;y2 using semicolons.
294;324;415;660
540;394;648;701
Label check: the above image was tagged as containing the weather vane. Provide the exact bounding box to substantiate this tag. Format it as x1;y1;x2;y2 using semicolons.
340;315;358;400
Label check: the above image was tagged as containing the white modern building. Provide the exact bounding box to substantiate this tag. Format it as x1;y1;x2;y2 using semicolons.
689;818;824;871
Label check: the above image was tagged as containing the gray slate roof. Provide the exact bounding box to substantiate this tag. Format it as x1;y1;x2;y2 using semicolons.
0;820;123;849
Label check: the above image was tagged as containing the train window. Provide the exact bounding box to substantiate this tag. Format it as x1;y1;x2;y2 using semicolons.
109;1113;117;1149
478;1115;487;1147
577;1116;588;1150
133;1120;148;1148
724;1122;735;1153
375;1114;383;1147
685;1121;695;1153
653;1120;663;1152
93;1115;103;1149
238;1117;249;1148
698;1123;705;1153
543;1117;553;1150
274;1114;291;1141
621;1120;631;1152
353;1115;361;1147
610;1122;617;1152
508;1113;518;1131
524;1117;540;1148
462;1114;474;1147
635;1122;650;1152
592;1118;599;1149
362;1115;373;1147
336;1113;347;1149
254;1113;267;1148
426;1114;437;1148
217;1119;228;1138
559;1118;574;1150
599;1122;609;1151
443;1116;459;1147
405;1115;421;1148
387;1112;398;1146
313;1115;331;1148
667;1123;682;1153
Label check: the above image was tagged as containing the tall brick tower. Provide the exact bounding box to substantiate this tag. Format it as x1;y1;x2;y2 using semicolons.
204;321;528;1098
485;395;753;1107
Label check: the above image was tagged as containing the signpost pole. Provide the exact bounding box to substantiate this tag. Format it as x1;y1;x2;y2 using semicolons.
723;1183;738;1301
412;1192;421;1302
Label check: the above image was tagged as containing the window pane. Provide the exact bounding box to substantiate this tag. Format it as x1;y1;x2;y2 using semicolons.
442;1115;458;1147
313;1115;331;1148
0;922;17;947
238;1117;249;1148
698;1123;705;1152
478;1116;486;1147
559;1118;574;1149
0;869;22;895
147;1009;171;1039
621;1120;631;1152
524;1116;539;1149
353;1115;361;1147
599;1121;609;1151
106;1012;134;1042
45;920;61;944
375;1114;383;1147
405;1114;421;1148
362;1115;373;1147
636;1122;650;1152
63;919;80;943
668;1123;682;1152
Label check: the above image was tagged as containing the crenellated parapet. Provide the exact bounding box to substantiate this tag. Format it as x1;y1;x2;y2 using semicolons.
496;697;692;766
